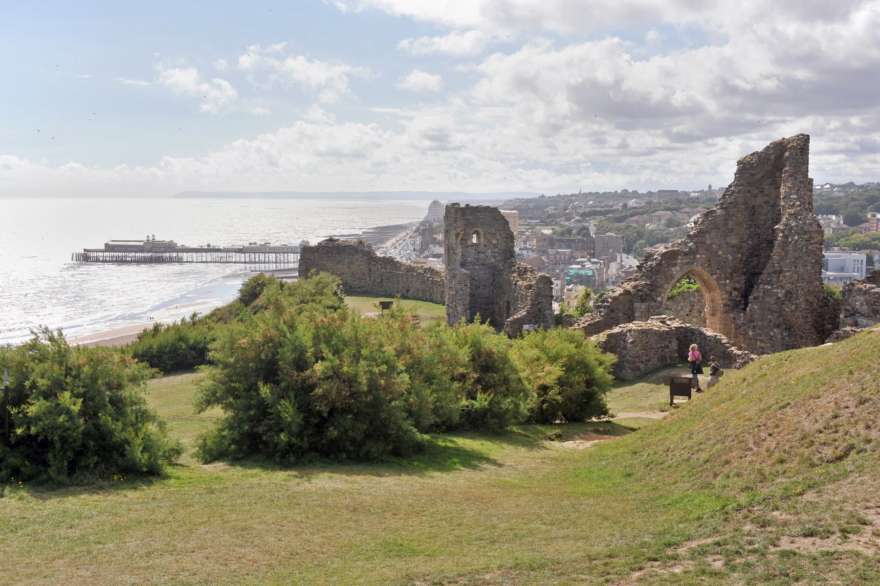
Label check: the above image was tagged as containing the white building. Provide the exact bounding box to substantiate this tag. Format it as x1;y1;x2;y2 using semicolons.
823;251;868;284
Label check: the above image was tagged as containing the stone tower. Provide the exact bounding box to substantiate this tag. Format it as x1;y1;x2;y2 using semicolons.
444;204;553;334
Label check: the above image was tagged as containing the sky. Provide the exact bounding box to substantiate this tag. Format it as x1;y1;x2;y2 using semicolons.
1;0;879;197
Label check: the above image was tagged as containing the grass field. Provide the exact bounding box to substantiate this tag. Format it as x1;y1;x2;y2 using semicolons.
345;295;446;327
2;330;879;584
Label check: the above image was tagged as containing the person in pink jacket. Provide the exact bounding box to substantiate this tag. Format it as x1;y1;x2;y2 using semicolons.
688;343;704;392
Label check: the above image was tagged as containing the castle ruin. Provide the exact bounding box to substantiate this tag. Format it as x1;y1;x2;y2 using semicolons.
444;204;554;335
579;134;830;355
594;316;755;381
299;239;445;304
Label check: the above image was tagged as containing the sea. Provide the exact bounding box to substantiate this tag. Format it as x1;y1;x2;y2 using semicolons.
0;197;434;344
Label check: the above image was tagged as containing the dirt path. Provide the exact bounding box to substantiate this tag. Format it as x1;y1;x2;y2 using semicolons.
613;411;670;420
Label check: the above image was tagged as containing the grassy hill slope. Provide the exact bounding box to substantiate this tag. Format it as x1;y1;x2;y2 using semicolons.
1;330;878;584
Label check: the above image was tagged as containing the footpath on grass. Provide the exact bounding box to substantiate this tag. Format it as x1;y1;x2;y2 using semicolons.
554;366;689;449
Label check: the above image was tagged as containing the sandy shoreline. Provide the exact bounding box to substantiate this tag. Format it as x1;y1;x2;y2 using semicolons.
72;323;155;348
330;222;417;247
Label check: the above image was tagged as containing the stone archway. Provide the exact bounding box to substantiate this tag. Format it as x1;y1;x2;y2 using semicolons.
578;134;829;355
660;268;733;339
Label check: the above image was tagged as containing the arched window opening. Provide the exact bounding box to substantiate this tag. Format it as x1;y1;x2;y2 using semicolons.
661;268;733;339
471;231;481;244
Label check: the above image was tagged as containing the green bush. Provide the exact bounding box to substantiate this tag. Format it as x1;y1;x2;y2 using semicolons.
196;276;422;463
127;274;344;375
194;274;615;463
371;309;471;432
574;288;593;317
823;283;843;302
128;316;215;373
450;323;531;431
667;275;700;300
238;273;273;306
512;329;614;423
0;330;181;484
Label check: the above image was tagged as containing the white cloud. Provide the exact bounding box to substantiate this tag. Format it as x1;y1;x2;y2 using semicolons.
6;1;880;197
398;30;496;56
397;69;444;93
213;58;229;72
327;0;484;29
156;66;238;113
237;44;367;103
115;77;152;87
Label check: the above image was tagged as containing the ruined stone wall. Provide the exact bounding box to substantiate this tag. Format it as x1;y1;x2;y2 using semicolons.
579;135;827;355
504;266;555;336
593;316;756;380
661;289;707;327
299;239;444;304
444;204;554;333
840;276;880;329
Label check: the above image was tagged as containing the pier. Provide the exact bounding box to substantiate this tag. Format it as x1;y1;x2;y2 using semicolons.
71;237;300;269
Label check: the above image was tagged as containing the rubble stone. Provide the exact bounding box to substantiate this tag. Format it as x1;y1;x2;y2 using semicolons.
578;135;829;355
660;288;706;327
592;316;756;381
839;273;880;329
299;239;444;303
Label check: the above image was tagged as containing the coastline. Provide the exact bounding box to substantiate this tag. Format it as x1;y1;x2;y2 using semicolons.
59;221;417;349
72;323;154;348
329;222;417;247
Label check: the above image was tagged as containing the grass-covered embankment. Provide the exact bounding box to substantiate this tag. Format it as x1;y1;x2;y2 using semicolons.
2;330;879;584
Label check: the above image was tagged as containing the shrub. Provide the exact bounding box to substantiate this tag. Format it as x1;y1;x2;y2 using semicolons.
574;288;593;317
127;274;345;374
128;317;215;373
0;330;181;484
196;278;423;463
449;323;531;431
238;273;273;306
667;275;700;300
371;309;471;432
512;329;615;423
823;283;843;302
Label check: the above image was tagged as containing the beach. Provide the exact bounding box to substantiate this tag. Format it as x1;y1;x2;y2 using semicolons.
73;323;154;347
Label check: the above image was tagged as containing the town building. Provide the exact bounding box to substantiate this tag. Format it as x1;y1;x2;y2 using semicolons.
823;251;868;284
594;233;624;260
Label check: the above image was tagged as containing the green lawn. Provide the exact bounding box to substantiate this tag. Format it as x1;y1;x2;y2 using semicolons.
345;295;446;326
2;331;879;584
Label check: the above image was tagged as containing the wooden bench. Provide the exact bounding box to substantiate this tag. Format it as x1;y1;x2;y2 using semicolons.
669;376;693;406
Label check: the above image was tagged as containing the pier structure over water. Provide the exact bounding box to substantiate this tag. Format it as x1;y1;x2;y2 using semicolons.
71;237;300;269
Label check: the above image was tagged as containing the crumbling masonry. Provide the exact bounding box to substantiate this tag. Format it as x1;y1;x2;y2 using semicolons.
444;204;554;335
579;134;830;355
594;316;756;381
299;239;444;304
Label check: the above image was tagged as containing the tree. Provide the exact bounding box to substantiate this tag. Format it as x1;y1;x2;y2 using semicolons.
843;210;867;227
574;288;593;317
